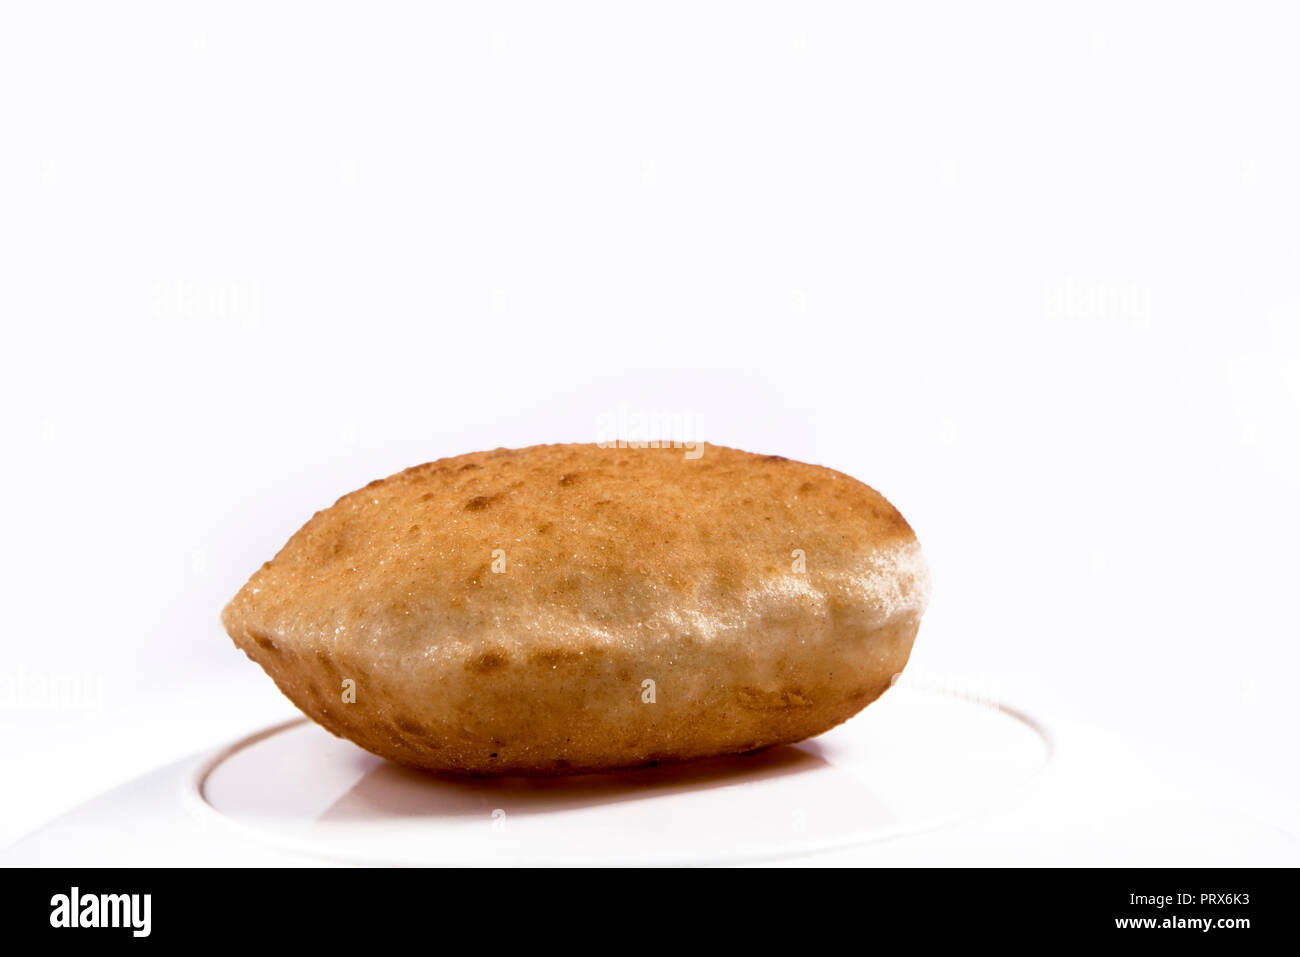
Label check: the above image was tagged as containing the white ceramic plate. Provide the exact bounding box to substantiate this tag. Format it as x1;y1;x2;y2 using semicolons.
0;681;1052;866
189;683;1052;865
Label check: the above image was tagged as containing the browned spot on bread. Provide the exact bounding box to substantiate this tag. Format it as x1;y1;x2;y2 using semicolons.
394;716;433;737
737;687;813;711
528;646;588;667
471;649;510;673
249;629;278;653
464;495;496;511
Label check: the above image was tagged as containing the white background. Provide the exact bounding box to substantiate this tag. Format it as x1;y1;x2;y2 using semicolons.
2;3;1297;859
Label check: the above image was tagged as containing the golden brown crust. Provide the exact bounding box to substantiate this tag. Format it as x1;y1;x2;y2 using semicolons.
222;443;929;775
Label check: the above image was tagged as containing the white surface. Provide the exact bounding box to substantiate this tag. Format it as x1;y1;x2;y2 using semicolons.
2;3;1299;863
6;680;1296;867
